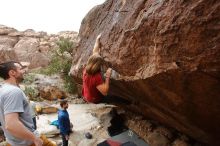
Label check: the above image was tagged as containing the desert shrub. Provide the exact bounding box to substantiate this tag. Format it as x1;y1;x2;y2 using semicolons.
23;74;35;84
24;86;39;100
56;37;75;55
38;38;77;94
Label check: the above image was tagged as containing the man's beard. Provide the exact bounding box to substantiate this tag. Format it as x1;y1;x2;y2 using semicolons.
16;76;24;83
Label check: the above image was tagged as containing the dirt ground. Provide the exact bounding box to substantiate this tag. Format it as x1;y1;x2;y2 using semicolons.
0;97;204;146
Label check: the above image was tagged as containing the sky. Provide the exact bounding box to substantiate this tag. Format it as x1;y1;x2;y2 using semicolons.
0;0;105;33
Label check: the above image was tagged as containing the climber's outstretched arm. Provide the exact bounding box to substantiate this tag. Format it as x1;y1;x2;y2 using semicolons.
92;33;102;55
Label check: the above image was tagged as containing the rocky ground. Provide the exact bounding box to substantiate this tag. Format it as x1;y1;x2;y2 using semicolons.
46;98;115;146
40;97;206;146
0;96;205;146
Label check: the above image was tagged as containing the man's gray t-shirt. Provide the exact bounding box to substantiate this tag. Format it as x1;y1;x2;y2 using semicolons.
0;83;35;146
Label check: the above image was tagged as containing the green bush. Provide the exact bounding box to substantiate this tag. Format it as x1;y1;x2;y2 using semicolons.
38;38;77;94
63;74;77;94
23;74;35;84
39;54;65;75
24;86;39;100
56;37;75;55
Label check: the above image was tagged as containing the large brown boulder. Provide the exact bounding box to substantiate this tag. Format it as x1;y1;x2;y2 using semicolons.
39;86;66;101
70;0;220;145
0;36;18;47
0;45;18;63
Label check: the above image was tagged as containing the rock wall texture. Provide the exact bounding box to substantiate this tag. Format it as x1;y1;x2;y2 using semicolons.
0;25;78;68
70;0;220;145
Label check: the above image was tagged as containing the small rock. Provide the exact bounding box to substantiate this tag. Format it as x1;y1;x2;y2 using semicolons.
85;132;93;139
172;139;190;146
154;126;173;140
147;131;170;146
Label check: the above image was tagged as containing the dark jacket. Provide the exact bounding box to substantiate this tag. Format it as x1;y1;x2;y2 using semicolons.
58;109;71;135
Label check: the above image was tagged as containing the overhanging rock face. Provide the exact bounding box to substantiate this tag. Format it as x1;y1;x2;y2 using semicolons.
70;0;220;145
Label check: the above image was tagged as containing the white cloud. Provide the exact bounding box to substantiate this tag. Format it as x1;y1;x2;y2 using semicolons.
0;0;105;33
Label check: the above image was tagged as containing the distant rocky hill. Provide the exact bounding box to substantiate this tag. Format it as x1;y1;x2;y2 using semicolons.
0;25;78;68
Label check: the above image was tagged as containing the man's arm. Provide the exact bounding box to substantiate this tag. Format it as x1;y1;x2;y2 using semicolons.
5;113;43;146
